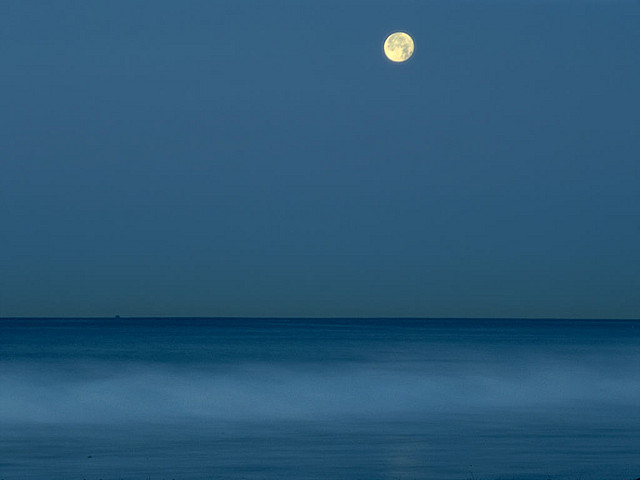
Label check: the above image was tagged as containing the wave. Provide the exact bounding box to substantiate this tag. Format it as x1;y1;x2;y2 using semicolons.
2;359;638;424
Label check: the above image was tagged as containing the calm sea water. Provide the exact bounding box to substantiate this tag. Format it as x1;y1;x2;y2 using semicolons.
1;318;639;480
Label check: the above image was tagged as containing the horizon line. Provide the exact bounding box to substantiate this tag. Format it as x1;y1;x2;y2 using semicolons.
1;316;638;321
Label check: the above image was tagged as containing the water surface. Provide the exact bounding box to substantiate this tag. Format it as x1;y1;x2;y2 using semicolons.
1;318;639;479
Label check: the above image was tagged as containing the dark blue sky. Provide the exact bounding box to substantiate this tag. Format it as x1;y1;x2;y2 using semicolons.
1;1;638;318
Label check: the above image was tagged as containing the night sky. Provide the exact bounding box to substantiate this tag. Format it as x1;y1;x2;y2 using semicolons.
2;1;639;318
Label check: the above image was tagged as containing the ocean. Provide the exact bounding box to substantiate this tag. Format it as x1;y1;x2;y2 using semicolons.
1;318;639;480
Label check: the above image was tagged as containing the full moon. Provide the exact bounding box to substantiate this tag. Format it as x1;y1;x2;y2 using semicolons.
384;32;414;62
